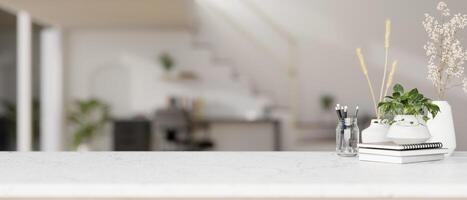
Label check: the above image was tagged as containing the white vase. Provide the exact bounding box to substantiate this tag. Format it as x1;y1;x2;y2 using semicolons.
387;115;431;144
427;101;456;156
361;119;390;143
77;143;91;152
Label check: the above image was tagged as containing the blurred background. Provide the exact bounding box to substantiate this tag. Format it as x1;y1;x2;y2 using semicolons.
0;0;465;151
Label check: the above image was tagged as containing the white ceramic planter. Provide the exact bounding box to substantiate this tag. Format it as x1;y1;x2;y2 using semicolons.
76;143;91;152
361;119;390;143
386;115;431;144
427;101;456;156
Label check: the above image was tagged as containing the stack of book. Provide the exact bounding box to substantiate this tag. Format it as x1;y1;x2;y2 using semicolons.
358;142;447;164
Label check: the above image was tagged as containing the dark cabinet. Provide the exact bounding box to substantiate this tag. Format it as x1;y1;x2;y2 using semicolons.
113;120;151;151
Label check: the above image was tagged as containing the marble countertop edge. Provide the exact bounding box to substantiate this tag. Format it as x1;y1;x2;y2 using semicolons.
2;183;467;198
1;152;466;198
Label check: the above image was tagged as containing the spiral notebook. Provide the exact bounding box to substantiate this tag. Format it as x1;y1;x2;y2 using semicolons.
359;148;449;156
358;142;443;151
359;153;444;164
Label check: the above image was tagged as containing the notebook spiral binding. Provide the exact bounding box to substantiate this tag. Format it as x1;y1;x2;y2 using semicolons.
401;142;443;150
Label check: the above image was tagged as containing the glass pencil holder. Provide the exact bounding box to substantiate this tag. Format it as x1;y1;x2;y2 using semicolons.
336;117;359;157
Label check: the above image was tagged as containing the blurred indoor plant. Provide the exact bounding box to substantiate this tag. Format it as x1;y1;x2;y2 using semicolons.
320;95;334;111
378;84;440;144
422;2;467;154
159;52;175;79
319;94;335;122
68;99;110;151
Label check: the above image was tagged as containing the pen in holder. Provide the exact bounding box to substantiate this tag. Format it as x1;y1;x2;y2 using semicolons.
335;104;360;156
336;117;359;157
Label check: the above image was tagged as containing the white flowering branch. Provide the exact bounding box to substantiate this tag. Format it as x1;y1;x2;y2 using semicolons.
423;2;467;99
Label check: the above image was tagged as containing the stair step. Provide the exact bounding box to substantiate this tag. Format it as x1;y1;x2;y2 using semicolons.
170;32;272;104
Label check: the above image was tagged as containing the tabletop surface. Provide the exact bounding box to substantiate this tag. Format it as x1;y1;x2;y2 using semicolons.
0;151;467;198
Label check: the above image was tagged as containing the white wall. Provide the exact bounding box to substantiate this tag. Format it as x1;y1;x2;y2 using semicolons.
64;29;269;150
195;0;467;149
195;1;289;105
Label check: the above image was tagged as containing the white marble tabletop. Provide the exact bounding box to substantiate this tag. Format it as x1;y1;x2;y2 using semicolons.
0;152;467;198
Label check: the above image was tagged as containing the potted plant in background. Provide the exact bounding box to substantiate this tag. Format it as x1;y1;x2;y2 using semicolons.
320;94;334;112
422;2;467;154
68;99;110;151
159;52;175;80
320;94;335;122
378;84;440;144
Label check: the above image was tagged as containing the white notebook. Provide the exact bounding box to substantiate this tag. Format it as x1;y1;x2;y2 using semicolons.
359;148;449;156
358;142;443;150
359;153;444;164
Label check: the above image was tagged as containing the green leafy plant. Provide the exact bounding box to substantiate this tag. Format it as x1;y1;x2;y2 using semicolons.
68;99;110;149
159;53;175;72
320;94;335;111
378;83;440;122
